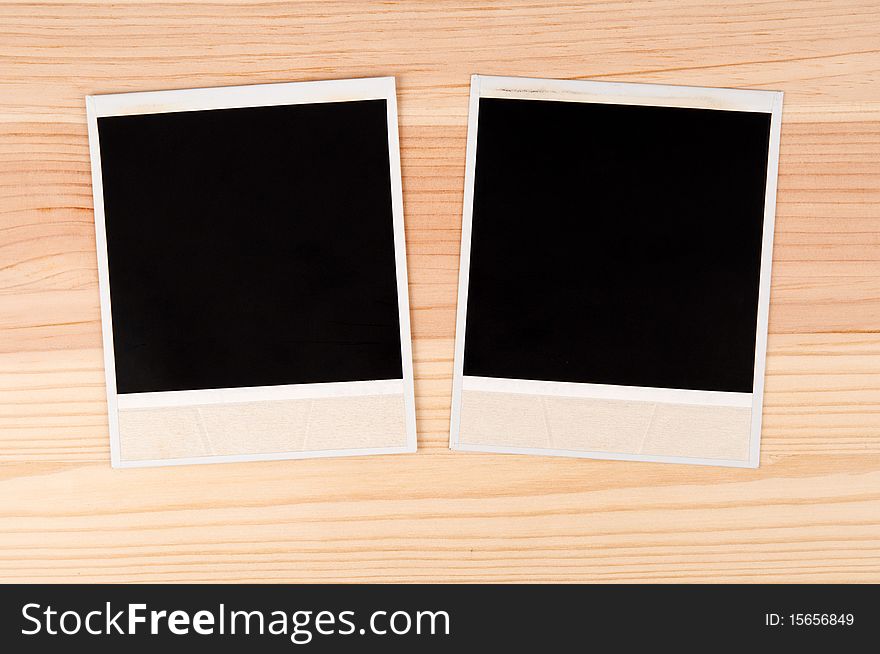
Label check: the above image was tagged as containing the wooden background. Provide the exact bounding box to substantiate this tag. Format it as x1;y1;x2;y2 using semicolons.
1;0;879;583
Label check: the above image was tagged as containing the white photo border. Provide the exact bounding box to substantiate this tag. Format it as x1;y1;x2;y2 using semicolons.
449;75;784;469
86;77;417;468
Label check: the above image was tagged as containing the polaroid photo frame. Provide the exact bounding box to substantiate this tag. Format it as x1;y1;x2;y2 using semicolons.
87;77;416;468
450;75;783;468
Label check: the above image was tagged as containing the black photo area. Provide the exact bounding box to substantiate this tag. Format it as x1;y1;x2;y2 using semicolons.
463;98;772;393
98;99;403;394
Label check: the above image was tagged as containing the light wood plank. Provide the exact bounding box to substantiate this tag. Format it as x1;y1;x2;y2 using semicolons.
0;0;878;582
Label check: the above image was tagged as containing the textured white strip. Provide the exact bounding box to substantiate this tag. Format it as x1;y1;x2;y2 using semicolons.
462;376;753;408
477;75;781;113
116;393;410;467
88;77;396;118
456;390;753;467
117;379;405;409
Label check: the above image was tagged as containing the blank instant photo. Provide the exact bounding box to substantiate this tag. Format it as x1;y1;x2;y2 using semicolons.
450;76;783;468
87;77;416;467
